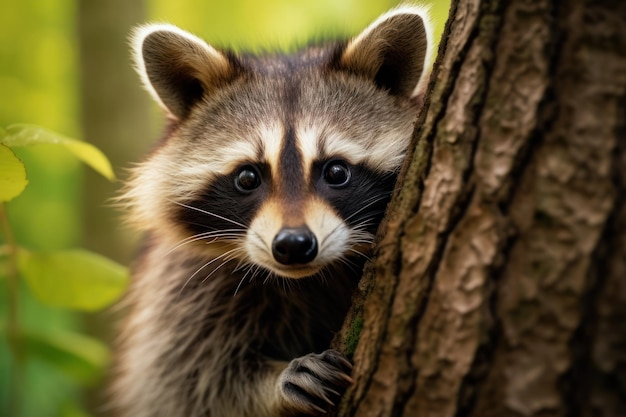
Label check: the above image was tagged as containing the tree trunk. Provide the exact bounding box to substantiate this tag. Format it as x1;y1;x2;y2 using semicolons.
335;0;626;416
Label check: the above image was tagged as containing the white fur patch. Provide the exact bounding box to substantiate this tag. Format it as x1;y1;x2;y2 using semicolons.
259;122;284;170
296;125;320;179
245;197;354;279
296;123;410;173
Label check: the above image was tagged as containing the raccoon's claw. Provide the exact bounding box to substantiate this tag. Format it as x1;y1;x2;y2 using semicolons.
280;349;353;415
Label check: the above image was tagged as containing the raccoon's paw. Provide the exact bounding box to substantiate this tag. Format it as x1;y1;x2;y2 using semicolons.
279;349;353;415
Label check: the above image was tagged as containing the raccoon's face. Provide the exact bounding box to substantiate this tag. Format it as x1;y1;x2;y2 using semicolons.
125;6;432;279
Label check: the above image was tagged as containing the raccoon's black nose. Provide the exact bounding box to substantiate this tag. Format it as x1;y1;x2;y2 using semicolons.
272;227;318;265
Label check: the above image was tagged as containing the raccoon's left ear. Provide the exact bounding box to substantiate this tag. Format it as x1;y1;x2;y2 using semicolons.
337;5;433;99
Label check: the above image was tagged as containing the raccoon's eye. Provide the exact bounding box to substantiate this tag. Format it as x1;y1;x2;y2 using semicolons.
323;160;351;188
234;165;261;192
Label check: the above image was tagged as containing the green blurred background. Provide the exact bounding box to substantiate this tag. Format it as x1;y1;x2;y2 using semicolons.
0;0;450;415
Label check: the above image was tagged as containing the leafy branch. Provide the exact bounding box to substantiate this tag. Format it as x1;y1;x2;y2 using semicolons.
0;125;129;417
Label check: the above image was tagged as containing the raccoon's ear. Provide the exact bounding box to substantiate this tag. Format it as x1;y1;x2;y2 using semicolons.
132;24;241;120
337;5;433;99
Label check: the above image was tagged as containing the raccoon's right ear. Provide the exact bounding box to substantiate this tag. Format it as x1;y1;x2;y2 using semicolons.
132;24;241;120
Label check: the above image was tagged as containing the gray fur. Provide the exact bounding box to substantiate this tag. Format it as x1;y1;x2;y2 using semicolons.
114;5;433;416
113;238;357;416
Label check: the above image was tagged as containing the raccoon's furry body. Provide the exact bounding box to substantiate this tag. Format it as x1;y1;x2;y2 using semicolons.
114;5;433;417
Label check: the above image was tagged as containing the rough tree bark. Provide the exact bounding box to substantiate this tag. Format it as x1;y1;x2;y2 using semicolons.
334;0;626;416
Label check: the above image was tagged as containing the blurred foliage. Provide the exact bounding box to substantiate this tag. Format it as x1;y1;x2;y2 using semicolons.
0;0;451;416
0;125;128;417
1;1;85;416
148;0;450;55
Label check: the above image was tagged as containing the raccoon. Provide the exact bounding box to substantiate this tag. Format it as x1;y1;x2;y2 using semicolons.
113;5;433;417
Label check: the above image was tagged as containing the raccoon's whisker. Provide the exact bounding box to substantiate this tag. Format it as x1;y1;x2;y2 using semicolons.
352;218;376;229
247;227;272;253
178;251;234;297
349;241;375;249
231;277;244;296
343;193;392;223
350;225;375;236
178;247;243;296
179;202;270;251
247;265;264;286
317;266;330;286
335;254;363;270
352;235;374;242
248;264;261;280
350;219;381;237
233;264;256;297
316;196;384;253
350;220;376;233
350;225;376;239
170;200;249;229
165;229;246;255
233;259;247;273
347;248;371;261
331;258;360;280
318;216;374;255
351;209;387;225
263;271;282;288
198;248;247;286
317;228;343;254
234;264;255;296
278;275;296;294
247;242;265;258
348;236;376;248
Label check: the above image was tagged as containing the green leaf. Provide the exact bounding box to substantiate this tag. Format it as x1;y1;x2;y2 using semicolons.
22;327;110;385
2;124;115;181
0;144;28;202
18;248;129;311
